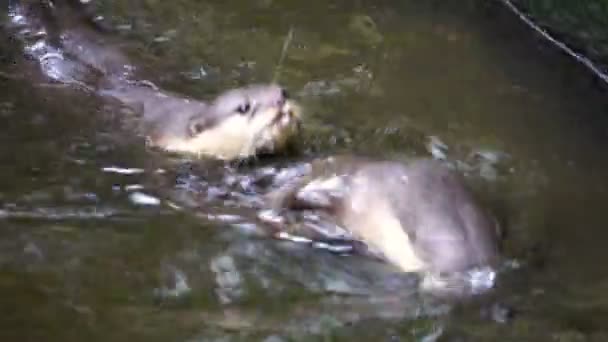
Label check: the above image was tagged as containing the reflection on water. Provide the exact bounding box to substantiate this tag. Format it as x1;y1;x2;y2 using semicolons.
2;0;608;340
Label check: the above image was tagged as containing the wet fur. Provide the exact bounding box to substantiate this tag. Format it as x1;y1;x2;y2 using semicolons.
267;157;500;274
7;0;301;160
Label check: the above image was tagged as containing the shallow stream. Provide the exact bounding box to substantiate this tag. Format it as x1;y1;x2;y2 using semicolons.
1;0;608;340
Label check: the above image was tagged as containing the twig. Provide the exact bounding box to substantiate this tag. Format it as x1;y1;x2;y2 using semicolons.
498;0;608;85
272;26;294;83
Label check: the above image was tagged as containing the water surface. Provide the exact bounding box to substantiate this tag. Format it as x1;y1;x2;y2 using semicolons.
1;0;608;340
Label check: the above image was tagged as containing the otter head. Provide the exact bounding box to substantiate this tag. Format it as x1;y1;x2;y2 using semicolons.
160;84;301;160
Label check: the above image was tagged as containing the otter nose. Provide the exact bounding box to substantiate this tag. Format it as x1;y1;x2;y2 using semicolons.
275;87;289;107
281;88;289;100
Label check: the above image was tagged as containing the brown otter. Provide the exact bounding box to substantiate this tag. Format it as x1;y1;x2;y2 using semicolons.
99;81;301;159
7;0;302;160
264;156;500;275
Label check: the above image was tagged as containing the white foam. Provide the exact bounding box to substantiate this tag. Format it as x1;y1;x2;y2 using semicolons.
128;192;161;206
102;166;145;175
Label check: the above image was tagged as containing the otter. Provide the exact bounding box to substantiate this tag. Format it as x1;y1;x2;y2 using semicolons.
99;82;300;159
6;1;302;160
263;156;500;275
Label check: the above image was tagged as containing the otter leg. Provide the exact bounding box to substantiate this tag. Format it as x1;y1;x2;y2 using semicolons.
283;175;347;210
261;175;382;257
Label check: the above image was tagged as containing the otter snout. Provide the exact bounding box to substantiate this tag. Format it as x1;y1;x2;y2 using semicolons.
267;86;289;108
276;88;290;108
266;85;301;130
252;85;293;119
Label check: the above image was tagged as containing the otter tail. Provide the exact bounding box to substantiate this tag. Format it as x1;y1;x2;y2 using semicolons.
5;0;133;90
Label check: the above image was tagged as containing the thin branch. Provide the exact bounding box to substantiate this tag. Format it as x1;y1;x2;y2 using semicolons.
498;0;608;85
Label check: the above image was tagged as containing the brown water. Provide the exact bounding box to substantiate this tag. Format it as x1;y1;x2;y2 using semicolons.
1;0;608;340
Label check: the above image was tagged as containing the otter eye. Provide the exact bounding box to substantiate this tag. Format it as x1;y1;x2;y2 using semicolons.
189;121;205;136
235;102;251;115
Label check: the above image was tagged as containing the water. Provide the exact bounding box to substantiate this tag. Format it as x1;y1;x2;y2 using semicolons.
1;0;608;340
